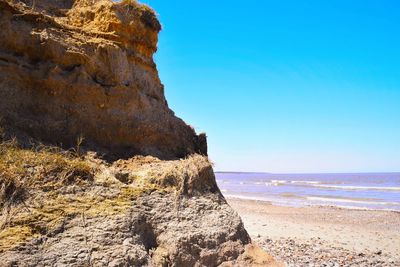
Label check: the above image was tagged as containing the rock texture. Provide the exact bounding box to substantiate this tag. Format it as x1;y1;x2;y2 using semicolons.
0;152;280;266
0;0;206;159
0;1;281;266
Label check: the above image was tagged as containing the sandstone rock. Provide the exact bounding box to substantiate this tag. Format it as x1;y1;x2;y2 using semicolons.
0;0;206;159
0;1;278;266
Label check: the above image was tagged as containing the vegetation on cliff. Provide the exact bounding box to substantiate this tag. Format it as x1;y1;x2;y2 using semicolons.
0;135;256;265
0;139;92;208
0;1;279;266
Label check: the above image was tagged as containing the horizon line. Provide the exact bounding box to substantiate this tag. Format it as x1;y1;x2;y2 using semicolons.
215;171;400;175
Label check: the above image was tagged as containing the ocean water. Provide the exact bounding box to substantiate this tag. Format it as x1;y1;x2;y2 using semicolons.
216;172;400;211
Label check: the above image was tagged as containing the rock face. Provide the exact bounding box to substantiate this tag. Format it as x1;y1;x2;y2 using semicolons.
0;152;269;266
0;1;281;266
0;0;206;159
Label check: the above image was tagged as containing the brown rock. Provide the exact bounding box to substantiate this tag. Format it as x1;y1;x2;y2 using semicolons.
0;1;281;266
0;0;206;159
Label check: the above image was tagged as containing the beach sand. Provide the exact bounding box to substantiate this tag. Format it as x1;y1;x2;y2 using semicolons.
227;197;400;266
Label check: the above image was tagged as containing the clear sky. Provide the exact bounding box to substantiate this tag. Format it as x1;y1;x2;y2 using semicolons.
140;0;400;173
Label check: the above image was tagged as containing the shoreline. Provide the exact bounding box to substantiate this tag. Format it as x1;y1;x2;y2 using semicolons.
222;192;400;214
227;196;400;266
224;195;400;213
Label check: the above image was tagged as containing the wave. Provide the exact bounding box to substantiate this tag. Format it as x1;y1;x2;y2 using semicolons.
223;194;275;203
306;196;400;206
253;180;323;186
266;180;289;186
249;180;289;186
223;194;304;206
221;194;400;211
313;185;400;191
250;180;400;191
290;180;321;185
254;180;288;185
271;180;288;184
267;180;400;191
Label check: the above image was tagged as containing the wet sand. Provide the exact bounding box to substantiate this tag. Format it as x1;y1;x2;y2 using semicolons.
227;197;400;266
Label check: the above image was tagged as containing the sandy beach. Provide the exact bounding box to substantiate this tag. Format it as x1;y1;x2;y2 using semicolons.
227;197;400;266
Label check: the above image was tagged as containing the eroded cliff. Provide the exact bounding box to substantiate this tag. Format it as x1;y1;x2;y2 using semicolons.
0;0;280;266
0;143;249;266
0;0;206;159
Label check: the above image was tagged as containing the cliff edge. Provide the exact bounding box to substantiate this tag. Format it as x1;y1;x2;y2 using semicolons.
0;0;280;266
0;0;206;159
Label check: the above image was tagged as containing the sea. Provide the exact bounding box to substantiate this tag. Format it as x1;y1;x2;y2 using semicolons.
216;172;400;212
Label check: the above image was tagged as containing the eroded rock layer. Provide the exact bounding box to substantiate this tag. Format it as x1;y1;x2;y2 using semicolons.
0;0;206;159
0;1;282;266
0;150;265;266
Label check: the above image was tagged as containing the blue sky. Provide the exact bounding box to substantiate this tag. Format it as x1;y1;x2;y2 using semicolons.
140;0;400;173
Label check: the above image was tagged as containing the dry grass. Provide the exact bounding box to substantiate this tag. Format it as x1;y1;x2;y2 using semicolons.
117;0;161;31
0;139;94;209
0;138;163;252
0;137;212;252
0;225;38;252
0;139;96;251
140;155;217;197
0;186;147;252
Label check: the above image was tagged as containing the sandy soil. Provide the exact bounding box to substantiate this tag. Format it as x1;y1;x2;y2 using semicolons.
227;197;400;266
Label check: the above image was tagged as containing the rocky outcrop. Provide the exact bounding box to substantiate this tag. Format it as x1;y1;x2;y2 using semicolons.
0;0;206;159
0;1;281;266
0;148;281;266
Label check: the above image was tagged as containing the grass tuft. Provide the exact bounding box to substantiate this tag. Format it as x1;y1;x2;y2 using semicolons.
0;139;93;209
117;0;161;31
0;137;165;252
